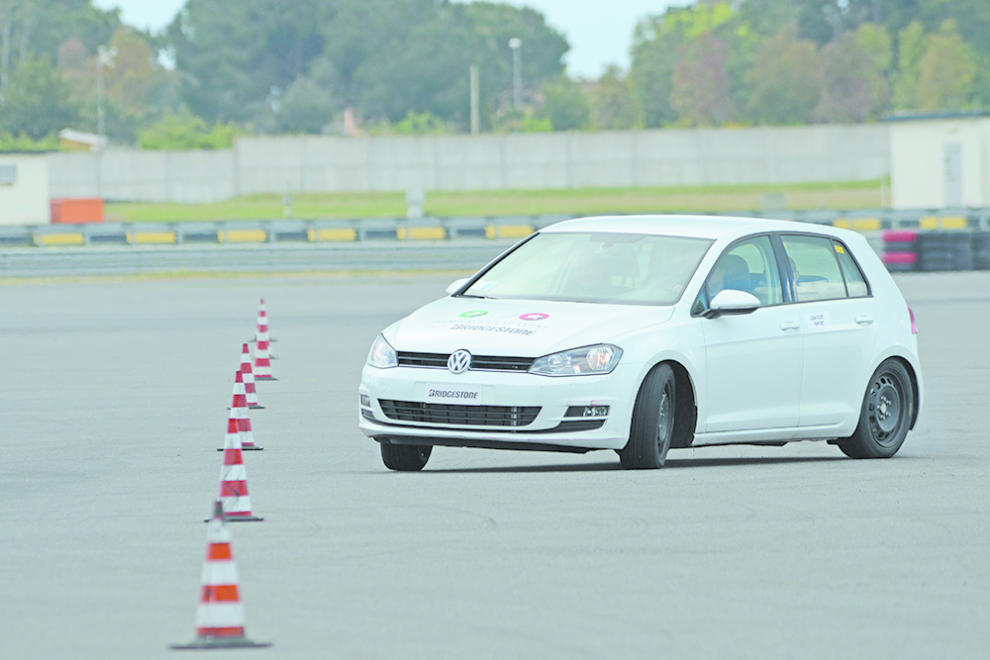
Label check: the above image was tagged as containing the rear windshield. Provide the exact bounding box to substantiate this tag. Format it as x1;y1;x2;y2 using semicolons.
461;232;713;305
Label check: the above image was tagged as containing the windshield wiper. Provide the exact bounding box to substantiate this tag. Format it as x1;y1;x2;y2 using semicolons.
457;293;496;299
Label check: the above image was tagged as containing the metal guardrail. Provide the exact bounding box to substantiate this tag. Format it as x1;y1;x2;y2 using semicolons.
3;209;990;278
2;208;990;250
0;241;518;278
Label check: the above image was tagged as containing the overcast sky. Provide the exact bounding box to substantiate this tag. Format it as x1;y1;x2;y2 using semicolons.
92;0;682;78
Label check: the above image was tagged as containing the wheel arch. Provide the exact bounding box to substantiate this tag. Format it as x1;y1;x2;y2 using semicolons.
888;356;920;430
640;358;698;448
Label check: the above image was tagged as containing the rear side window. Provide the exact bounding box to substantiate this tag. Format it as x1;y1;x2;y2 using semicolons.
832;241;869;297
780;235;847;302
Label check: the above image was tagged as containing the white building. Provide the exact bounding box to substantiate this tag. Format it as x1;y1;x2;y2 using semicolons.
889;113;990;209
0;154;50;225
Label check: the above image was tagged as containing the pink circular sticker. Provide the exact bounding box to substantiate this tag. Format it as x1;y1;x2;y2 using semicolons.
519;313;549;321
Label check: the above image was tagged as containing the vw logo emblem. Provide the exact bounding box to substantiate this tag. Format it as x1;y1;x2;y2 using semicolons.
447;349;472;374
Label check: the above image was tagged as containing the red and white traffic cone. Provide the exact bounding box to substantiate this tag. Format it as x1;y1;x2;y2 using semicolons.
253;333;277;381
213;378;264;520
171;500;271;649
220;371;262;451
239;343;263;410
248;298;277;351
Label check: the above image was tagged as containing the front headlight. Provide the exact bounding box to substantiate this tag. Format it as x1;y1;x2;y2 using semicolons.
529;344;622;376
367;334;398;368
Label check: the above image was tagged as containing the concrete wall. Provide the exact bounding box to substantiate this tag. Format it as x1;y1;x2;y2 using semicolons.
48;124;891;203
49;149;236;203
0;154;50;225
890;117;990;209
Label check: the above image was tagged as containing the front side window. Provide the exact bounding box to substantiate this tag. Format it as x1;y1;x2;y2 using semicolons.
780;235;849;302
461;232;712;305
696;235;783;313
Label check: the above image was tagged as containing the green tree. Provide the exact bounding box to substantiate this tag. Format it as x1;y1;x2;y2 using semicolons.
276;77;336;133
892;20;925;111
590;66;639;130
630;2;740;127
916;21;976;111
537;75;590;130
167;0;327;122
0;0;120;92
745;27;820;124
56;27;164;141
671;33;735;125
629;20;679;127
0;54;77;138
351;2;567;129
814;28;888;122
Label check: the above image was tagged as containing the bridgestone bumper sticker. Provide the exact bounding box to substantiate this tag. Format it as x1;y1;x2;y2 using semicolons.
422;384;487;405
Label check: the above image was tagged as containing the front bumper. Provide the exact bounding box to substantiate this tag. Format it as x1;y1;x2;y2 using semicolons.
358;363;640;451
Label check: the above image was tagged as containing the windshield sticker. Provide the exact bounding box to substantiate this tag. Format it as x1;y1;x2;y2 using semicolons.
518;312;549;321
477;281;496;291
459;310;489;318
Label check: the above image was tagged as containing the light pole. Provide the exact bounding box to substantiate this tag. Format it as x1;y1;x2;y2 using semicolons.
96;45;117;138
508;37;521;109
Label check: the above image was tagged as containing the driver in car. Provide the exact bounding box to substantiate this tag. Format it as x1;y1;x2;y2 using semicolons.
708;254;751;297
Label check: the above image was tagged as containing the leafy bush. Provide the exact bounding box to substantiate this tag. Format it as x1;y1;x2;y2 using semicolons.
137;114;236;150
0;133;60;153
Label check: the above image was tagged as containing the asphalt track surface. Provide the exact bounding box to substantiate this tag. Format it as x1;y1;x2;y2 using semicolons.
2;271;988;659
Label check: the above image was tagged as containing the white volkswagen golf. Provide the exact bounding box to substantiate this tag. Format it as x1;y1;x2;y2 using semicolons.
359;215;922;471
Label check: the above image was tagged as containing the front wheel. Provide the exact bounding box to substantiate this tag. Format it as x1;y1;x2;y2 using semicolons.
619;363;676;469
838;359;914;459
380;441;433;471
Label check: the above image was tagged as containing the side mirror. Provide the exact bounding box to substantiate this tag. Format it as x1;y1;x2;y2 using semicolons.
704;289;761;319
445;278;469;295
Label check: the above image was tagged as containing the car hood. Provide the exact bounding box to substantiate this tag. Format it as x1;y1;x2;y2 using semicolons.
385;296;674;356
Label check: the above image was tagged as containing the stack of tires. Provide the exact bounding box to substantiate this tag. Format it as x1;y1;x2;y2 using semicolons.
976;233;990;270
916;231;974;272
881;230;917;272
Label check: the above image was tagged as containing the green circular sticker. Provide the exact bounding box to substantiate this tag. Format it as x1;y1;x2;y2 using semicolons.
459;310;488;318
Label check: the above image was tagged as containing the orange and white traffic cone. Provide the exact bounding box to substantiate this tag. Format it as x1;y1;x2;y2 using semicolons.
220;371;262;451
171;500;271;649
213;381;263;520
239;343;263;410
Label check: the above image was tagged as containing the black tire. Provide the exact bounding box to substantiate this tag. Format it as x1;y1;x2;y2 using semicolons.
618;363;677;469
838;359;914;459
380;441;432;471
882;241;916;252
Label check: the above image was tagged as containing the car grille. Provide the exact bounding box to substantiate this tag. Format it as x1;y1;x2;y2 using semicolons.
378;400;540;427
396;351;534;372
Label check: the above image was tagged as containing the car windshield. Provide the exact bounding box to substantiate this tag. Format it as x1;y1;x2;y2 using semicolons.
461;231;713;305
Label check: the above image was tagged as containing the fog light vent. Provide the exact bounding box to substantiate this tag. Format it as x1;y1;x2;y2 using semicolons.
565;405;609;418
360;394;371;407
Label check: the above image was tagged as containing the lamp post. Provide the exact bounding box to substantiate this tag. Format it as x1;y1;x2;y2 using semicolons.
96;45;117;138
508;37;521;109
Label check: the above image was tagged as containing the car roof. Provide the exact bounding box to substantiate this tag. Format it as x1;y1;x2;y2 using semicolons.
542;214;856;242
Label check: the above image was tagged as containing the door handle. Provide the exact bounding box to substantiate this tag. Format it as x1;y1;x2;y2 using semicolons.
855;315;874;326
779;321;800;331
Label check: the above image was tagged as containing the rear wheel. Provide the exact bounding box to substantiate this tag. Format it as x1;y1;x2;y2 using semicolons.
380;441;433;471
838;359;914;459
619;363;676;469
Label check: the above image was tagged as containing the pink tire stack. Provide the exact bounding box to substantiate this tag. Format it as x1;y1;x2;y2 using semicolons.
882;230;918;272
